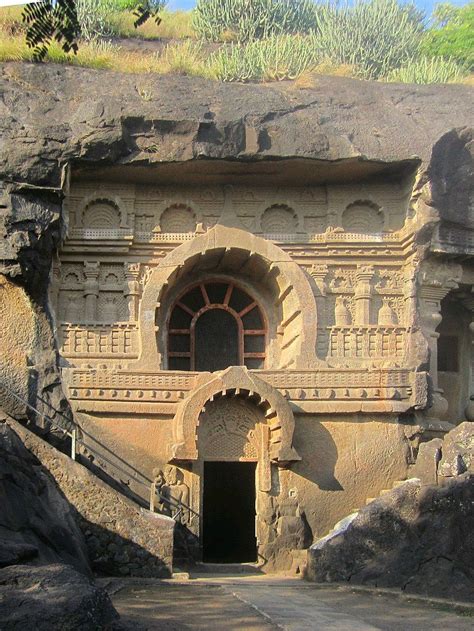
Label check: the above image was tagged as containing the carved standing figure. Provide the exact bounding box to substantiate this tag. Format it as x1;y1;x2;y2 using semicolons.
149;467;165;513
162;464;190;524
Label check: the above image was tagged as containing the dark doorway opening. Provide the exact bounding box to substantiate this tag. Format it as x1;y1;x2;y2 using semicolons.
202;461;257;563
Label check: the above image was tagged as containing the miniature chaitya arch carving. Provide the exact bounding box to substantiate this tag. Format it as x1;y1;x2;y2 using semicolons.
160;203;196;233
167;280;267;371
342;200;384;233
261;204;298;233
82;198;121;229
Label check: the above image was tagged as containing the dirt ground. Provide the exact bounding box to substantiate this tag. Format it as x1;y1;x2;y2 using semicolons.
103;574;473;631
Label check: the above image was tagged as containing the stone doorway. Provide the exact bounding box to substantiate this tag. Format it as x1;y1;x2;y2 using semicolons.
202;461;257;563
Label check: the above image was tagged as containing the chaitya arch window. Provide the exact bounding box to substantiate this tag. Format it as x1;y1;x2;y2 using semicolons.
167;281;266;372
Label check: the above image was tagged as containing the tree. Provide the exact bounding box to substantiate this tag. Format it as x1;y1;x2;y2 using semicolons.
421;2;474;70
22;0;163;61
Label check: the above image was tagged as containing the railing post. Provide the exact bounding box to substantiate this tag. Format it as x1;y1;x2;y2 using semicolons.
71;429;76;461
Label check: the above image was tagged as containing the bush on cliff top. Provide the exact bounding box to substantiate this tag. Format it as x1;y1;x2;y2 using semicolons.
421;2;474;70
0;0;472;84
193;0;319;42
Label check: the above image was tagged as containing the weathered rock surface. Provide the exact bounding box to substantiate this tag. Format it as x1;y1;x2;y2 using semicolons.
307;474;474;601
0;563;119;630
0;418;91;575
0;63;473;189
7;416;175;578
0;62;472;419
412;421;474;484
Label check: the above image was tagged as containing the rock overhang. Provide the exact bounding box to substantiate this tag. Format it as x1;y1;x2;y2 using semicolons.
1;62;473;189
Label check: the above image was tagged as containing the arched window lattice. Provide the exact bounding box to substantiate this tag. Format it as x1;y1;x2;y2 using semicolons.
167;281;266;372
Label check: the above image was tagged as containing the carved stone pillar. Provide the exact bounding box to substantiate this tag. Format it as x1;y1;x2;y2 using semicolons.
310;264;328;358
419;291;444;388
83;262;99;322
355;265;374;326
419;287;448;421
418;260;462;423
124;263;140;322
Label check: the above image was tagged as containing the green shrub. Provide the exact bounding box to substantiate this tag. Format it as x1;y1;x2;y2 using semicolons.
112;0;166;10
312;0;424;79
193;0;318;43
75;0;120;40
386;55;467;83
163;40;209;76
112;0;142;9
109;8;194;39
76;0;168;41
421;2;474;70
208;34;319;81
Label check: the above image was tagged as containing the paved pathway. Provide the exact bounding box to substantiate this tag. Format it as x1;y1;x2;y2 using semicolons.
105;575;473;631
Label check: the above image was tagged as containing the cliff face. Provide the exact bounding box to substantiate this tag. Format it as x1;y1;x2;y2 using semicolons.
1;63;473;188
0;60;473;420
0;418;90;574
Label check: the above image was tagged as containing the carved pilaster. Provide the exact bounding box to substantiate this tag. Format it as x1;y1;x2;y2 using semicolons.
418;260;462;421
83;262;99;322
310;264;328;358
355;265;374;326
124;262;140;321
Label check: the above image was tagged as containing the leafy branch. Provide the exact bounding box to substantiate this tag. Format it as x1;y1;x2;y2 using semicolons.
22;0;163;61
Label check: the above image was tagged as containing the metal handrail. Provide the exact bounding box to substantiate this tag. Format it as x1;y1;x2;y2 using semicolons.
0;381;198;520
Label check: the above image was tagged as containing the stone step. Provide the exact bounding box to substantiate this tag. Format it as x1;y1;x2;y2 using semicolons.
172;568;190;580
192;562;262;575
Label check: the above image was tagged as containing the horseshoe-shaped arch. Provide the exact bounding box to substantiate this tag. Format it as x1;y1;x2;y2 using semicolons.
135;224;317;371
170;366;301;464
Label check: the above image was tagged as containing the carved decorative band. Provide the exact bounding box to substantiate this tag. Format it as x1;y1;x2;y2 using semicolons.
308;232;398;243
60;324;139;357
260;369;411;389
134;232;195;243
328;327;406;358
67;370;197;390
69;228;132;240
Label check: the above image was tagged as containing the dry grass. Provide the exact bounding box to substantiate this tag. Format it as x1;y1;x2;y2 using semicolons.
461;73;474;86
0;6;195;40
0;5;25;36
0;6;471;86
0;34;209;77
109;9;195;40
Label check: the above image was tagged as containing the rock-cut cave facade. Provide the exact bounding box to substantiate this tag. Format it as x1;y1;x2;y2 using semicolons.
42;147;473;570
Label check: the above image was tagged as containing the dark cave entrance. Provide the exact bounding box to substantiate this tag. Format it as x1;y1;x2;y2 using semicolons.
202;461;257;563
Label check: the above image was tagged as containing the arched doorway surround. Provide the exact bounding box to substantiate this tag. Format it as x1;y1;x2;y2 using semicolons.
136;225;318;370
167;280;267;371
170;365;300;464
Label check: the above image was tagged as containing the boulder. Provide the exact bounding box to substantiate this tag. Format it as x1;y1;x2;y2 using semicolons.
0;419;91;575
0;564;119;630
0;539;38;568
307;475;474;601
438;421;474;477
